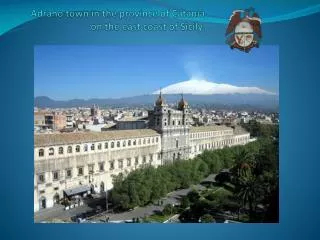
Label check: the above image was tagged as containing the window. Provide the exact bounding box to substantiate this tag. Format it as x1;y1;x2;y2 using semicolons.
147;138;150;144
111;142;114;148
53;171;59;181
152;138;154;143
133;140;136;146
58;147;64;154
178;120;181;125
127;158;131;167
38;174;45;183
172;120;175;125
66;169;72;178
173;153;176;160
84;144;88;152
117;141;120;148
118;159;123;169
98;143;102;150
176;139;179;148
138;139;141;145
91;144;95;151
123;141;126;147
158;153;161;160
143;139;146;144
135;157;139;166
38;149;44;157
88;164;94;174
49;148;54;156
99;162;104;172
109;161;115;170
149;154;153;163
142;156;147;164
67;146;72;153
156;137;159;143
128;140;131;146
76;145;80;152
78;167;83;176
105;142;108;149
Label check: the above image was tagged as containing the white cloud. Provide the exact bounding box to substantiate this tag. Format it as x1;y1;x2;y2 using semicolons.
152;79;275;95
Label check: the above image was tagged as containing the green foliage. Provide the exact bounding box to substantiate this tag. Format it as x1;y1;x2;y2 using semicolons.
162;204;175;216
200;214;216;223
187;189;201;203
180;196;191;209
109;135;279;215
242;120;279;138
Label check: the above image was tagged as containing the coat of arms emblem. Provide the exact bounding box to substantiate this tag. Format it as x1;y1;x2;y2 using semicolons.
225;8;262;53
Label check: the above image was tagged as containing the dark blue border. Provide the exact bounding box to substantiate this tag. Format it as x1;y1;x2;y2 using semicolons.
0;3;319;240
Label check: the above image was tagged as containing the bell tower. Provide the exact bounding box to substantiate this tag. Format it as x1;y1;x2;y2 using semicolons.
149;91;191;163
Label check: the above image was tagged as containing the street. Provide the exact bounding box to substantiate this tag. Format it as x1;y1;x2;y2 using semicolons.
35;174;217;223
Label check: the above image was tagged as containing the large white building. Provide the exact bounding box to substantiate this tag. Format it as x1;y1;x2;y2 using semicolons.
34;94;250;212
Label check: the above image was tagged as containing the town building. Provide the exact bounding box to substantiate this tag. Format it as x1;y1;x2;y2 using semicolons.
34;94;250;212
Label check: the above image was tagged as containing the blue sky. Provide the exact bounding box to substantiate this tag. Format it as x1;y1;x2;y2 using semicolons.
34;45;278;100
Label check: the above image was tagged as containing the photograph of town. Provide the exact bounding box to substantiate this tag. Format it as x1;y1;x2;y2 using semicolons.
34;45;279;223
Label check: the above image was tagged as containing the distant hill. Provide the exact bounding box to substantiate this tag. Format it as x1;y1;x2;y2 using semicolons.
34;94;279;111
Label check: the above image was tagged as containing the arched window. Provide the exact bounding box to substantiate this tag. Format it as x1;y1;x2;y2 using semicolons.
123;141;126;147
128;140;131;146
58;147;64;155
76;145;80;152
49;148;54;156
133;140;136;146
172;120;175;125
38;149;44;157
98;143;102;150
91;144;95;150
67;146;72;153
111;142;114;148
117;141;120;148
84;144;88;152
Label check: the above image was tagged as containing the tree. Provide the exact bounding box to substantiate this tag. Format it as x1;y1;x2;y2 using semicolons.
236;172;260;218
110;191;130;211
187;189;200;203
162;204;175;216
180;196;190;209
232;148;253;182
200;214;216;223
215;172;231;184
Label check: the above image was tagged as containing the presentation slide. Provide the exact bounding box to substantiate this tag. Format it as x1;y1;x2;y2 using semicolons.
0;1;319;240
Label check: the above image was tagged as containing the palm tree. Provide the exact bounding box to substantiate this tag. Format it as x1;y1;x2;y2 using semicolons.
236;172;259;219
232;148;253;181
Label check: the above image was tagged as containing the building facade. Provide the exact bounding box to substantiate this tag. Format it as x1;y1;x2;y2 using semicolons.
34;95;250;212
